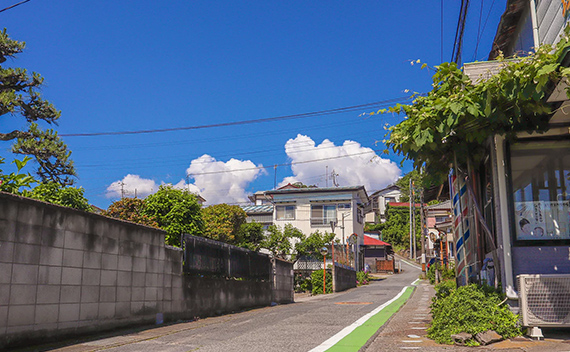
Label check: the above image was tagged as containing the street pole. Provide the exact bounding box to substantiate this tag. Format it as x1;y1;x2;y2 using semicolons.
320;247;328;294
412;181;416;261
409;178;413;260
420;174;426;274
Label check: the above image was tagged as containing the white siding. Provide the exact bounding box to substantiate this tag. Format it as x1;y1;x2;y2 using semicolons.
537;0;568;45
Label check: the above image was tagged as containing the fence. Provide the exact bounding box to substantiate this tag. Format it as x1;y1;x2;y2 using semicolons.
182;234;272;280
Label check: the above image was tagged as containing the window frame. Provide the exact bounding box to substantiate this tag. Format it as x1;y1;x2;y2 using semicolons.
275;205;296;220
507;138;570;246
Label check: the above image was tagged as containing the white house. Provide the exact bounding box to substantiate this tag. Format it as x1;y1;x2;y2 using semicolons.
264;186;369;269
365;185;401;224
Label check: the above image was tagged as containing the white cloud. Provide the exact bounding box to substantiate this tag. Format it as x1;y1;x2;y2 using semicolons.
279;134;401;192
106;174;159;199
186;154;264;205
106;155;263;205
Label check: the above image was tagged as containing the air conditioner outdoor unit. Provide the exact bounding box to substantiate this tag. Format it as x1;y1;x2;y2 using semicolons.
518;274;570;327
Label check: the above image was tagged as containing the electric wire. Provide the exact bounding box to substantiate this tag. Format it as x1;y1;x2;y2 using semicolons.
60;97;412;137
0;0;30;13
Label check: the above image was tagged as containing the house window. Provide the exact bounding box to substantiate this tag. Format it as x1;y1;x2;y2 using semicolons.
510;140;570;241
311;205;336;226
338;203;351;209
435;216;448;224
276;205;295;220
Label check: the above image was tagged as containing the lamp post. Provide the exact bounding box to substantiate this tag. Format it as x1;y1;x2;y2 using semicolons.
320;247;328;294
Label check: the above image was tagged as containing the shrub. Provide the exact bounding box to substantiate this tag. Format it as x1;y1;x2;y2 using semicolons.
433;279;456;301
428;284;521;345
427;261;455;284
294;272;312;293
356;271;370;286
311;269;332;295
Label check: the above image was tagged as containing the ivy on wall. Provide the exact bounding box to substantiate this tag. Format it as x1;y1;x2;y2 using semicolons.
382;30;570;183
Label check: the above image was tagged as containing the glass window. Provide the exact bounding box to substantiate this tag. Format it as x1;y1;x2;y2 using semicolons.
435;216;448;224
510;141;570;241
338;203;351;209
276;205;295;220
311;205;337;226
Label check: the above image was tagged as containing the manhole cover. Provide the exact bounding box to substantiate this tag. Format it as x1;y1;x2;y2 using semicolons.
334;302;372;305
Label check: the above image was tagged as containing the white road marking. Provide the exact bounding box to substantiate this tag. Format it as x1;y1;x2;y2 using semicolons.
308;286;410;352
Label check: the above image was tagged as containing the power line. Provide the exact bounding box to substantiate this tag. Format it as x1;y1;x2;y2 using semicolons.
0;0;30;13
451;0;470;65
473;0;497;61
60;97;412;137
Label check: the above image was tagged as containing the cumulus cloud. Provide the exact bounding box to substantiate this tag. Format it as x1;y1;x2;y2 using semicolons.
186;154;264;205
279;134;401;192
107;155;264;205
106;174;159;199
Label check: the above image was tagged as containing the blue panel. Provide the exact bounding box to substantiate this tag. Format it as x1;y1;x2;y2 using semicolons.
460;185;466;196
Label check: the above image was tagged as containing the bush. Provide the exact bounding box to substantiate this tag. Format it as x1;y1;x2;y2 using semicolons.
311;269;332;295
294;272;312;293
428;284;521;345
356;271;370;286
434;279;456;300
427;261;455;284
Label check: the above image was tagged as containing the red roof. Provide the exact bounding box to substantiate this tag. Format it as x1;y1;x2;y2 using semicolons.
388;202;421;207
363;235;391;247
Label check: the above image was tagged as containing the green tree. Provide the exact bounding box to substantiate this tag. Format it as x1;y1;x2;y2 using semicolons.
375;204;421;251
396;170;422;202
295;230;335;258
201;204;247;243
103;197;158;228
0;156;36;194
235;221;265;251
262;223;304;259
143;185;203;246
23;182;92;212
0;29;76;185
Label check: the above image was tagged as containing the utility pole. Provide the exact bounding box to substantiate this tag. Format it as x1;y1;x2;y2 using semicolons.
420;172;426;274
274;165;277;189
326;166;328;187
412;181;416;261
119;181;125;199
409;178;413;260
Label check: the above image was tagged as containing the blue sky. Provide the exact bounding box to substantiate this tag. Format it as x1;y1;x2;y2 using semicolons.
2;0;507;208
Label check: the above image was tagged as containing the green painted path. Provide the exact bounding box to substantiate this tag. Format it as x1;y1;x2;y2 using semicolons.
310;285;415;352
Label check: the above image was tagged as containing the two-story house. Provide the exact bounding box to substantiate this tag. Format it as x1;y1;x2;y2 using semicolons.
264;186;369;269
365;184;401;224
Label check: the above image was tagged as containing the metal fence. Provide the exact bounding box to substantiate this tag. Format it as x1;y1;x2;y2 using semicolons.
182;234;272;280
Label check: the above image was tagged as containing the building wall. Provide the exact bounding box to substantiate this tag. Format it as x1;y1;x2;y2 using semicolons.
272;193;365;245
537;0;567;46
0;192;288;349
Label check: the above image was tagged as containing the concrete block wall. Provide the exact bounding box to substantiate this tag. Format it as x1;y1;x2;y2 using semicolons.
272;258;294;304
333;263;356;292
0;192;283;349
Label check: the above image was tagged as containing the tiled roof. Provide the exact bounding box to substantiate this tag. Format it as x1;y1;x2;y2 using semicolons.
426;200;451;210
241;205;274;214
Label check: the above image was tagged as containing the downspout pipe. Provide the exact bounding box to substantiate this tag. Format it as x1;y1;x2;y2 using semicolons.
529;0;540;49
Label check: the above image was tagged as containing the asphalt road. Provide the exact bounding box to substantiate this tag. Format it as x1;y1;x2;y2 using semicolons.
26;262;421;352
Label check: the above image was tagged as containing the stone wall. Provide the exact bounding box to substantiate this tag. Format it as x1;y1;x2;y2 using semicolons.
0;192;287;349
332;263;356;292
